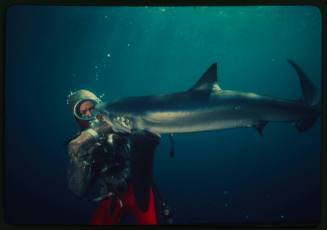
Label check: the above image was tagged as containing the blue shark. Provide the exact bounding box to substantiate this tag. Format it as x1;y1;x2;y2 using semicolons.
96;59;320;135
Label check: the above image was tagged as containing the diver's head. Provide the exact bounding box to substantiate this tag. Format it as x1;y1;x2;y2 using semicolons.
78;100;96;118
67;89;102;131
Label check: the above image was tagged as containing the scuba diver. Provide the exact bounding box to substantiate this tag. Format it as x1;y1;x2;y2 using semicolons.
66;89;173;225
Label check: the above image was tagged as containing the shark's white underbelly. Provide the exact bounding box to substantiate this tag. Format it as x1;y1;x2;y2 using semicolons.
147;119;255;134
141;109;257;133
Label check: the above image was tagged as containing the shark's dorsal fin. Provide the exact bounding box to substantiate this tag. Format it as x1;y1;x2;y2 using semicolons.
188;63;221;99
190;63;219;91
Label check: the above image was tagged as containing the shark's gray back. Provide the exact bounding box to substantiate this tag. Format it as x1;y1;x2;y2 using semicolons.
97;60;319;134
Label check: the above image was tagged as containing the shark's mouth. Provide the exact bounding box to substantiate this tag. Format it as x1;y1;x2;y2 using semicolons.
110;114;134;133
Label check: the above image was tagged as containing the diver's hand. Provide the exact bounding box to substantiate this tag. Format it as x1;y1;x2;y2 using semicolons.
92;122;113;137
68;123;112;162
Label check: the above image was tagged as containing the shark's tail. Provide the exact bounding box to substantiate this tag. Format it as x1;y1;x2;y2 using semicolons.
287;58;320;132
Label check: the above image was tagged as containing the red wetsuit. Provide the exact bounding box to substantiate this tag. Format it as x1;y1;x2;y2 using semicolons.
91;184;158;224
89;131;161;225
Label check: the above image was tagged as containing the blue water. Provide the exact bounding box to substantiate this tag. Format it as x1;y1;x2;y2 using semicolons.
5;5;321;225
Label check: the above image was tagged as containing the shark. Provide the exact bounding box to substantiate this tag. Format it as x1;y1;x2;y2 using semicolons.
96;59;320;136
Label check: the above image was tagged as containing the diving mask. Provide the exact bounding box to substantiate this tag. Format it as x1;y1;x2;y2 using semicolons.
73;99;100;121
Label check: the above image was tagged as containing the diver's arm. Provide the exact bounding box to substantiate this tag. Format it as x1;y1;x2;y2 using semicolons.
67;132;98;198
67;125;111;199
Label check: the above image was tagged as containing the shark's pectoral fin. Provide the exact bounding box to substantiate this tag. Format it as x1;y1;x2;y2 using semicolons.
188;63;222;100
255;121;268;136
295;117;317;132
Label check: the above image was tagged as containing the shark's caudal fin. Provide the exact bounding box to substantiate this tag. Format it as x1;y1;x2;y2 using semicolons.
188;63;222;99
287;59;320;132
287;59;319;106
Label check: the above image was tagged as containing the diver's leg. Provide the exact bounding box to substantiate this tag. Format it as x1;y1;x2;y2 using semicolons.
90;196;124;225
136;186;158;224
123;185;158;224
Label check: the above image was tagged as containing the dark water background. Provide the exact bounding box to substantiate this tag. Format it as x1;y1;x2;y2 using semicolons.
5;5;321;224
